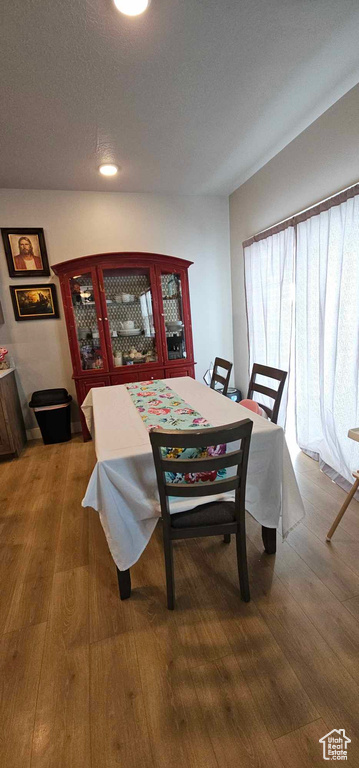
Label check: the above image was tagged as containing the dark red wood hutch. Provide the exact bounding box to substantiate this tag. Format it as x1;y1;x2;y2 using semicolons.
52;252;195;438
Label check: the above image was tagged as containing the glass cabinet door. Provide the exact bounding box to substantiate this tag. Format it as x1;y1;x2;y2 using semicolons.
101;267;158;368
69;271;106;371
160;272;187;361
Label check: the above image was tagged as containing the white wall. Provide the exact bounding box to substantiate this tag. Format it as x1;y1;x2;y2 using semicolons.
0;191;231;432
230;82;359;394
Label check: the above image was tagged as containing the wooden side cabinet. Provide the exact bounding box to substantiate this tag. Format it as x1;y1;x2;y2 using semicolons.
0;369;26;458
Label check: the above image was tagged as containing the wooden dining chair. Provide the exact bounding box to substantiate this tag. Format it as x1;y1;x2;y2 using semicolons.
246;363;287;424
210;357;233;396
150;418;253;609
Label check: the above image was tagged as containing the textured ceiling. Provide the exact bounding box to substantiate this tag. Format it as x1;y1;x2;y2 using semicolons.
1;0;359;195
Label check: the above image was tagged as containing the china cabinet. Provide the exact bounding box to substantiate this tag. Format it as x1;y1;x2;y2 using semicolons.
52;252;195;439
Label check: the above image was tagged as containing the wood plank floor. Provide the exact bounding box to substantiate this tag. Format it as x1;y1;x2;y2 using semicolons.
0;436;358;767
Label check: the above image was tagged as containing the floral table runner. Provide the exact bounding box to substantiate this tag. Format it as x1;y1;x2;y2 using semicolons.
126;379;226;484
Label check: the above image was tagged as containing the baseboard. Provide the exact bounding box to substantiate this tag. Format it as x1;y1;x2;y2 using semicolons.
26;421;82;441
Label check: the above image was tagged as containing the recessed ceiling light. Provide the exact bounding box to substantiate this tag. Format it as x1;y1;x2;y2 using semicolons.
99;164;119;176
114;0;150;16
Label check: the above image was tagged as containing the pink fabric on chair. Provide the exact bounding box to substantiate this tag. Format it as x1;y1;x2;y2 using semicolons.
239;399;268;418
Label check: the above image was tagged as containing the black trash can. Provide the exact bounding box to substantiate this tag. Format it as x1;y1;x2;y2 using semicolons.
29;388;72;445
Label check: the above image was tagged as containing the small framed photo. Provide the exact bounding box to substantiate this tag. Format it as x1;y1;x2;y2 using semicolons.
10;284;59;322
1;227;50;277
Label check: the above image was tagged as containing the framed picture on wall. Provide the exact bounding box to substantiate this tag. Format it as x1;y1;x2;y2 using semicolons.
10;284;59;321
1;227;50;277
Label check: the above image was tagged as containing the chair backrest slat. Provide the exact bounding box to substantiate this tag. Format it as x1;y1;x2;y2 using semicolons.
213;373;227;387
251;382;278;399
150;420;248;448
164;476;240;497
161;448;243;473
210;357;232;396
247;363;287;424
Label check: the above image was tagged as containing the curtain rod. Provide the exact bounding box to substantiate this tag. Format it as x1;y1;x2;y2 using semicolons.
242;181;359;248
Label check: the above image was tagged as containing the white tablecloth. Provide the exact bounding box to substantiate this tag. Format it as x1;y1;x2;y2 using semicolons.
82;377;304;570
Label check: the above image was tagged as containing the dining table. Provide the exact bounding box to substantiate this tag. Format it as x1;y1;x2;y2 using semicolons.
82;376;305;599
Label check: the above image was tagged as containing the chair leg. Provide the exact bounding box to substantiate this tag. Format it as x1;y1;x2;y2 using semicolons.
235;527;250;602
163;531;175;610
223;533;231;544
326;474;359;541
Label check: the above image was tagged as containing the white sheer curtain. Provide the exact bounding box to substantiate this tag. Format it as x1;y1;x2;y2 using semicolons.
295;195;359;486
244;227;295;426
